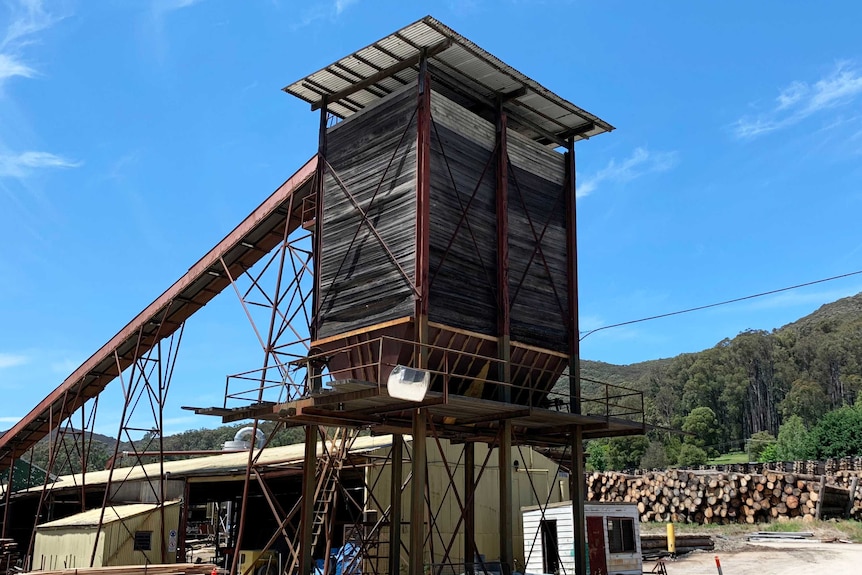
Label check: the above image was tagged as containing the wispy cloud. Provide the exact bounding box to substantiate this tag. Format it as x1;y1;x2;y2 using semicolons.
0;151;81;179
0;416;22;423
334;0;359;15
0;352;29;369
577;147;678;198
0;0;60;87
733;61;862;139
293;0;361;29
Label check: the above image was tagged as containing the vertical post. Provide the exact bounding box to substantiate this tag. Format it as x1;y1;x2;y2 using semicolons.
564;142;587;575
409;410;427;575
495;97;511;404
415;48;432;362
410;50;432;575
570;427;586;575
1;458;15;538
312;97;328;341
464;443;475;575
178;480;191;563
389;435;403;575
498;422;513;575
300;426;318;575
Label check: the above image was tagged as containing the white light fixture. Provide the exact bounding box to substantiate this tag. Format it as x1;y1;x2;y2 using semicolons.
387;365;431;402
207;270;221;277
240;241;255;249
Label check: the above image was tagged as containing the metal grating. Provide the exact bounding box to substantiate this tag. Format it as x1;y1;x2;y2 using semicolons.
284;16;613;144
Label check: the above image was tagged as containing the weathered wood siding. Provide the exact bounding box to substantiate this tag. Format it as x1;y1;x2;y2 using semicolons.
318;86;418;339
427;92;498;336
507;130;568;353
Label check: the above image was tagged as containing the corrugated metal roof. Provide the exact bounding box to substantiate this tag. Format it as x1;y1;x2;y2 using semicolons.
20;434;396;496
284;16;613;144
37;501;178;529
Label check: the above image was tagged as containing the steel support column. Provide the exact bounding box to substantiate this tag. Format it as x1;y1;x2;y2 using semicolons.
410;50;432;575
565;140;587;575
570;426;586;575
312;97;328;340
496;98;511;404
498;422;513;575
463;443;475;575
300;425;318;575
389;435;403;575
409;409;427;575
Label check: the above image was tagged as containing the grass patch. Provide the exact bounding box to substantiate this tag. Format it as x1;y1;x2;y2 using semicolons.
759;520;807;532
707;451;749;465
832;520;862;543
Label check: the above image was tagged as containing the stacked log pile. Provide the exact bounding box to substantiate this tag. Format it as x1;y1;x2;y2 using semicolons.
586;469;862;524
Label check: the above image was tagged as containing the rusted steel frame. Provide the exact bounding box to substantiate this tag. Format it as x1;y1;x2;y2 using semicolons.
221;256;269;352
570;426;587;575
463;443;474;575
230;417;266;575
498;422;514;575
425;420;470;575
426;117;500;296
27;387;73;558
323;159;421;298
506;162;568;322
269;243;314;347
311;100;327;340
156;340;168;563
91;313;172;565
564;143;581;418
1;457;14;538
428;436;498;575
82;396;99;512
0;159;316;468
297;425;318;575
255;191;298;395
314;107;418;323
90;344;140;567
496;99;511;404
516;439;571;575
389;436;403;575
249;468;301;575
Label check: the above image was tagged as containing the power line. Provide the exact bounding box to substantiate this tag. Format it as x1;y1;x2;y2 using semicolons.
579;269;862;341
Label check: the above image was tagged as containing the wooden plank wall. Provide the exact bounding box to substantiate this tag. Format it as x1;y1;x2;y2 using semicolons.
507;129;568;353
318;86;418;339
427;91;498;336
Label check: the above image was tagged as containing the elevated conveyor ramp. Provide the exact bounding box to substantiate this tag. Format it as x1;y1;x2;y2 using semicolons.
0;156;317;470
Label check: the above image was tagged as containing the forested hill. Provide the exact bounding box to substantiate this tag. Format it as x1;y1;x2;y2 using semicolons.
581;291;862;460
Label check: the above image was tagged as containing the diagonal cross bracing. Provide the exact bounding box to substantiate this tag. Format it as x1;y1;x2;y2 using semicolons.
0;156;318;470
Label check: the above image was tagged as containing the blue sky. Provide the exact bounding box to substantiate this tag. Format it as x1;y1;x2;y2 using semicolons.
1;0;862;436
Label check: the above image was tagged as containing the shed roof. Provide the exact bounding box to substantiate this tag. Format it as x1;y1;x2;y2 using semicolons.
19;434;395;496
284;16;612;145
36;501;178;529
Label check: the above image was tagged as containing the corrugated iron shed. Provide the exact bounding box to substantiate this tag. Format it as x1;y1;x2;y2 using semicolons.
15;434;394;496
36;502;173;529
284;15;612;144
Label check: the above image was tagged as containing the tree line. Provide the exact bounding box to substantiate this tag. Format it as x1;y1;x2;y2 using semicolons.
585;293;862;471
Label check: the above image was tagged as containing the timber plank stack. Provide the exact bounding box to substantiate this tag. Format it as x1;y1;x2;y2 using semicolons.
586;469;862;524
0;539;19;575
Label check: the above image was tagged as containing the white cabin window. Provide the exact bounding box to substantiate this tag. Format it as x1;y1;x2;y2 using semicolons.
607;517;635;553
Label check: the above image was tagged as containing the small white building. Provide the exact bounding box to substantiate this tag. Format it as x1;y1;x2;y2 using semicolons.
522;501;641;575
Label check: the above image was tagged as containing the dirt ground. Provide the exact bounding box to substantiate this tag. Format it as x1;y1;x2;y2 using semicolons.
644;540;862;574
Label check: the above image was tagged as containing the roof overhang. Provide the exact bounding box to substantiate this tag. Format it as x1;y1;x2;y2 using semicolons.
284;16;613;145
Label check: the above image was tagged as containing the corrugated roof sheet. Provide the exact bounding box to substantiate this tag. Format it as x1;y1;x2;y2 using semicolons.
36;501;178;529
284;16;612;144
21;434;396;495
